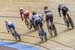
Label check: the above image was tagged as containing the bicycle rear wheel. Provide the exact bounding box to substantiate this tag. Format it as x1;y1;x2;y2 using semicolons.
25;20;32;30
47;22;57;36
68;16;74;29
37;29;47;42
47;22;53;36
52;23;57;36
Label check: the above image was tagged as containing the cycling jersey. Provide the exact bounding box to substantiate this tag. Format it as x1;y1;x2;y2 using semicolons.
32;14;42;25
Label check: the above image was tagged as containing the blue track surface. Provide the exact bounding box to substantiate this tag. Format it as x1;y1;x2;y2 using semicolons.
0;42;40;50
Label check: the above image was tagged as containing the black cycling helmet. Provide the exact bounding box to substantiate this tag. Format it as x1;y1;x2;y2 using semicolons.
44;6;48;10
32;12;36;15
59;4;63;7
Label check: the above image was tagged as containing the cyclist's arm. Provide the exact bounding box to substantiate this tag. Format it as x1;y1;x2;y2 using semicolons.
5;23;9;32
20;12;24;21
40;10;46;23
58;7;62;17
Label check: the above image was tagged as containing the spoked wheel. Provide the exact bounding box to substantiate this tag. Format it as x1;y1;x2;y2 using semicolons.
25;20;32;30
47;22;57;37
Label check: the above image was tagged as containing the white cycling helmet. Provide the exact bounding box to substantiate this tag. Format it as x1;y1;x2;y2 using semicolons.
5;20;9;23
19;8;23;10
5;19;9;22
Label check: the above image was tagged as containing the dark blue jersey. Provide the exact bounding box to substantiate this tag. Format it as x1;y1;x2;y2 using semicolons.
44;9;52;15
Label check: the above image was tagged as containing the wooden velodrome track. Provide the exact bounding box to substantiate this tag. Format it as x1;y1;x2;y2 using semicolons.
0;0;75;50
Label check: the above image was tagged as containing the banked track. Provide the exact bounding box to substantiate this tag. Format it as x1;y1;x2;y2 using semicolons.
0;16;75;50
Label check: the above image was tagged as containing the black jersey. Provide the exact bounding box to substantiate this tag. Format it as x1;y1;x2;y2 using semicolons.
58;5;68;13
62;6;68;13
